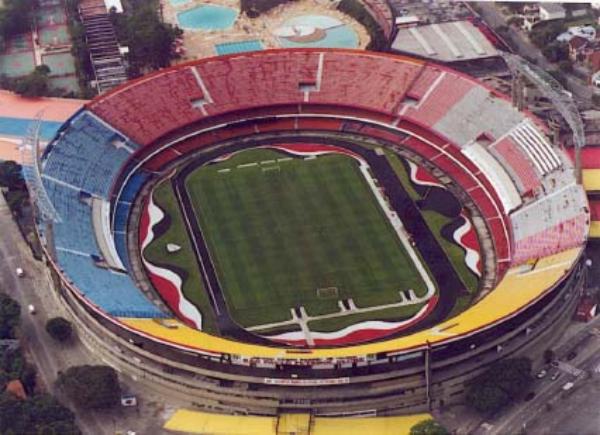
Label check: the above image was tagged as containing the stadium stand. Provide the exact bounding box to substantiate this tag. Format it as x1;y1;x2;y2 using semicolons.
489;136;541;195
589;199;600;238
55;249;164;318
510;184;588;264
38;49;588;417
41;111;135;197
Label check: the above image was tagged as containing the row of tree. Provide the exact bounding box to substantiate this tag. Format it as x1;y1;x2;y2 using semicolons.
0;0;36;50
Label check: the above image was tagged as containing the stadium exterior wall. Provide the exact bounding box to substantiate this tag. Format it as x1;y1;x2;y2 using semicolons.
43;240;584;415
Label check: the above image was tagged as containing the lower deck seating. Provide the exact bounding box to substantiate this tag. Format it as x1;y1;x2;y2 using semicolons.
56;249;165;318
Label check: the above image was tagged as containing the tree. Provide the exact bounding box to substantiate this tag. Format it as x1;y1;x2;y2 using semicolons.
0;393;79;434
45;317;73;342
0;293;20;339
466;358;533;414
13;65;52;97
410;418;450;435
57;365;121;409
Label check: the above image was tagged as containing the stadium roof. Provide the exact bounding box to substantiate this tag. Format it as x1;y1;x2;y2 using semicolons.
391;20;498;63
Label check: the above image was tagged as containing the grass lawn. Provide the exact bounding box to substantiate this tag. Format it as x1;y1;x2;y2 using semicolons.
185;148;428;327
386;151;479;296
143;180;218;333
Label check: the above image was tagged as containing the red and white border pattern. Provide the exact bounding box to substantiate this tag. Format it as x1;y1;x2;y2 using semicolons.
262;295;439;347
453;213;482;277
139;194;203;329
407;160;445;190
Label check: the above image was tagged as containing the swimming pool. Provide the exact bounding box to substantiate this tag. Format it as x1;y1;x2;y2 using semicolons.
215;40;263;55
177;5;237;31
277;25;358;49
170;0;191;5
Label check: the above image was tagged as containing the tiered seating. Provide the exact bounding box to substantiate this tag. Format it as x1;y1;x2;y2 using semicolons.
112;171;151;268
44;181;98;255
511;214;588;265
361;0;394;40
42;112;134;197
490;136;541;195
402;70;475;127
510;184;588;264
312;52;423;114
432;86;524;147
90;68;205;145
56;250;164;318
405;67;442;101
198;51;319;115
509;120;561;175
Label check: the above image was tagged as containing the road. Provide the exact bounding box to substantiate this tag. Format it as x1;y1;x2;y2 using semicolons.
475;2;592;106
476;316;600;435
0;195;171;434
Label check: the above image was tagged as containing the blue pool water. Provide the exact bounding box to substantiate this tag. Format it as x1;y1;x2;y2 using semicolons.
284;15;342;29
170;0;190;5
278;25;358;49
215;40;263;55
177;5;237;31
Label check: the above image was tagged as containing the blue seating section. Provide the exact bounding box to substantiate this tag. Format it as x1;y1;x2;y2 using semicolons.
56;250;166;318
42;112;137;198
114;230;129;271
119;171;150;203
43;180;98;255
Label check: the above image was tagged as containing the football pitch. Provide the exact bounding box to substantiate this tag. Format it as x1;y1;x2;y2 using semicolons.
184;149;428;328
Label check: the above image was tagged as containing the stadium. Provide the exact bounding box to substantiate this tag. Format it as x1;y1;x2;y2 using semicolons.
34;48;589;418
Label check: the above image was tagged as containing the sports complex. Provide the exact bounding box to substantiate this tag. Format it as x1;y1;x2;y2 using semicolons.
33;48;589;421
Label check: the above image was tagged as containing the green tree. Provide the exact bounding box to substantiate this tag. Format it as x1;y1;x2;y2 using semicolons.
410;418;450;435
337;0;387;50
46;317;74;342
111;1;182;76
13;65;52;97
0;293;20;339
0;393;79;434
57;365;121;409
466;358;533;414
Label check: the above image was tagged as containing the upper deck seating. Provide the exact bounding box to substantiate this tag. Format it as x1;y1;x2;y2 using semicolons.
509;120;561;176
489;136;541;196
42;111;134;198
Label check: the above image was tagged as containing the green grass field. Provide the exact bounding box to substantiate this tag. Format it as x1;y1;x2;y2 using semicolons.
185;149;428;327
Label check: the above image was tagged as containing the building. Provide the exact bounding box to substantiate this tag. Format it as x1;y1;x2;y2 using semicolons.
391;20;499;64
539;3;566;21
569;35;589;61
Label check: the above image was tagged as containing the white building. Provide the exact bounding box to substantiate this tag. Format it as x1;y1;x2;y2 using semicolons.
539;3;566;21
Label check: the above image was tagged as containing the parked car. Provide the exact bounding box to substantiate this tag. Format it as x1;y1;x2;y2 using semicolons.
536;369;548;379
562;382;574;391
27;304;36;315
15;268;24;277
551;372;561;381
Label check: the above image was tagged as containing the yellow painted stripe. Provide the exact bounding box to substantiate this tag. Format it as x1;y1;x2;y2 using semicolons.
590;221;600;238
163;410;433;435
582;169;600;192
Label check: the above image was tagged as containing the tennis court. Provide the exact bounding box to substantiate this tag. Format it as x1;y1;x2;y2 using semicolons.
39;25;70;46
0;52;35;77
42;52;76;76
37;6;67;27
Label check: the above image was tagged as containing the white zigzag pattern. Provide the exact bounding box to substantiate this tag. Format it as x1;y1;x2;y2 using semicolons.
141;195;203;330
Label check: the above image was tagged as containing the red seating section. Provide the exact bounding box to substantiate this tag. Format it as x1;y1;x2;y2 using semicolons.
405;67;441;101
311;52;423;115
403;71;475;127
565;146;600;169
492;137;541;195
90;68;204;145
590;199;600;221
511;214;588;265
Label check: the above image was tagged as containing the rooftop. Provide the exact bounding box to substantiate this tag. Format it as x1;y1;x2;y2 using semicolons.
540;3;566;14
391;20;498;62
